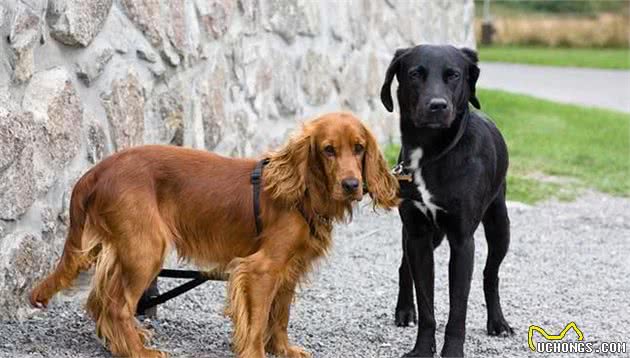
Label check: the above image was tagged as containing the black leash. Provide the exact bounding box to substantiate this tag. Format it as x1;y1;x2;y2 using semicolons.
251;158;270;236
136;270;228;315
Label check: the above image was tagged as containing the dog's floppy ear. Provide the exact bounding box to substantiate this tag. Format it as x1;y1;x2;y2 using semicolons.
264;126;311;207
362;125;399;209
380;48;410;113
460;47;481;109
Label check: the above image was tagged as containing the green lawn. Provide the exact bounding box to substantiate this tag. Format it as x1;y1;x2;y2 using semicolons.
384;89;630;204
478;46;630;70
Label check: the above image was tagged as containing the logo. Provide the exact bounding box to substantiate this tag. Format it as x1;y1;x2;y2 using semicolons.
528;322;627;355
528;322;584;351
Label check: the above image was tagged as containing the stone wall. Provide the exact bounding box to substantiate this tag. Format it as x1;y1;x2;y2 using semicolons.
0;0;474;319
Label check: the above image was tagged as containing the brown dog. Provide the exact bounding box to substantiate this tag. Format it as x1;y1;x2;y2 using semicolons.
30;112;398;358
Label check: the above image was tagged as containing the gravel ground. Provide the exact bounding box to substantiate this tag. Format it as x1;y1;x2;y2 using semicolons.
1;192;629;358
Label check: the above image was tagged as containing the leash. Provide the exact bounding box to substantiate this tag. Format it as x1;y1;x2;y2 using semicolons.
392;111;470;182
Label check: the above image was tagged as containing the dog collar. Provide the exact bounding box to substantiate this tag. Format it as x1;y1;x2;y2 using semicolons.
393;110;471;182
392;162;413;182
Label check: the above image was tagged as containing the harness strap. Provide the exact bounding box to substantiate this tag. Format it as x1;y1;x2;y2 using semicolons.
251;158;270;236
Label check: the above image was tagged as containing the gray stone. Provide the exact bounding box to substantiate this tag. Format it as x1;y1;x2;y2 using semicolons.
237;0;260;35
101;70;145;150
149;61;166;78
366;52;381;98
145;89;184;146
347;0;370;49
136;47;158;63
273;55;300;116
196;0;233;39
0;231;52;320
230;109;252;156
263;0;320;43
164;0;189;57
8;3;41;83
337;51;367;112
0;108;36;220
264;0;298;44
296;0;320;37
47;0;113;47
22;67;83;194
300;50;333;106
198;73;226;150
230;40;281;122
86;119;107;164
75;46;114;86
120;0;185;67
119;0;162;46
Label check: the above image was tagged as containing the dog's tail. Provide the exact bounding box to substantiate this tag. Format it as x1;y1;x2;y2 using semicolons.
30;168;100;308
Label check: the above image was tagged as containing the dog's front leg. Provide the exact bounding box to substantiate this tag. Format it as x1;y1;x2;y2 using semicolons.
228;254;281;358
441;234;475;358
405;236;437;358
395;227;417;327
266;281;311;358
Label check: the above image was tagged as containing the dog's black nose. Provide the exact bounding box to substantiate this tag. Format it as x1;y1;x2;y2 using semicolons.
342;178;360;193
428;98;448;112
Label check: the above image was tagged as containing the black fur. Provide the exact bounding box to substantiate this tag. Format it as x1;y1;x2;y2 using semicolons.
382;45;513;357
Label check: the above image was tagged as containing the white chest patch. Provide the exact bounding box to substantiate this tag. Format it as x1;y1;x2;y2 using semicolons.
408;148;445;219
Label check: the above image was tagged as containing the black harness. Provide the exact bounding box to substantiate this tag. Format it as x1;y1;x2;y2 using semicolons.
137;158;272;316
251;158;270;236
137;157;319;316
251;158;322;237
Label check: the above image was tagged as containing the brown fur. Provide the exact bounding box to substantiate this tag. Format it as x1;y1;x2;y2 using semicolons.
29;112;398;358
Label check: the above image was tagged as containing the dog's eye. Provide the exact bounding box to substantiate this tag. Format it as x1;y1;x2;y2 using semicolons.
445;70;460;81
323;145;336;157
354;143;364;154
408;66;425;79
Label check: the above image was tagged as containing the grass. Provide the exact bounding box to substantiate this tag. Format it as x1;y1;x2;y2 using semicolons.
478;46;630;70
474;0;629;17
384;89;630;204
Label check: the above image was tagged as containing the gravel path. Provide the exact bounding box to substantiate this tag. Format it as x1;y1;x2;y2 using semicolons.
478;62;630;113
1;192;629;358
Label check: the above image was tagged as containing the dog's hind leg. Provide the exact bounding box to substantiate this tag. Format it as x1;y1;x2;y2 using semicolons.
30;172;97;308
481;185;514;336
87;216;169;358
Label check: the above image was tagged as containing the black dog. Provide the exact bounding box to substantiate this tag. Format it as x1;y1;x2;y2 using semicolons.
381;45;513;357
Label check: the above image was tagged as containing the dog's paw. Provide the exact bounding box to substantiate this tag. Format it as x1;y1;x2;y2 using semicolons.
440;336;464;357
137;348;168;358
29;288;49;309
402;348;435;358
487;316;514;336
285;345;311;358
395;306;417;327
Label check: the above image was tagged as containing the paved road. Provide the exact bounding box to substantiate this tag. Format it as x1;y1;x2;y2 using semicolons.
478;62;630;113
1;192;629;357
